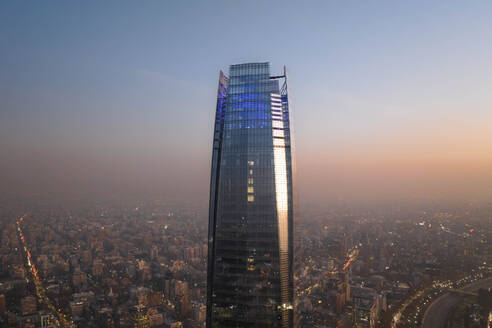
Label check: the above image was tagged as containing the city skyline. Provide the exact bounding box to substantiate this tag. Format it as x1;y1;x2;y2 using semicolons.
1;1;492;207
1;2;492;327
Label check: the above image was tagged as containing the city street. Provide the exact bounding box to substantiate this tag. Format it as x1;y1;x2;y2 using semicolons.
422;276;492;328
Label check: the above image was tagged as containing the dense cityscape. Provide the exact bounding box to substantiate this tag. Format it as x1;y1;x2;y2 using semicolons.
1;200;491;327
2;1;492;328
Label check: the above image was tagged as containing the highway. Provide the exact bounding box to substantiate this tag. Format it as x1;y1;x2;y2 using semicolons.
16;215;76;328
422;276;492;328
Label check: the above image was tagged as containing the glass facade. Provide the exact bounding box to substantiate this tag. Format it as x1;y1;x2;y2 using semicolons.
207;63;294;327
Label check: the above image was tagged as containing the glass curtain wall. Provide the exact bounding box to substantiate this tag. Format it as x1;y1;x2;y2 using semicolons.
207;62;294;328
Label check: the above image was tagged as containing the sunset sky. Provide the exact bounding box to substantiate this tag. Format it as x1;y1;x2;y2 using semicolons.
1;1;492;206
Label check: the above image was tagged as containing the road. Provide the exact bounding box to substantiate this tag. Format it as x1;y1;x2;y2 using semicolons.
422;276;492;328
16;215;75;328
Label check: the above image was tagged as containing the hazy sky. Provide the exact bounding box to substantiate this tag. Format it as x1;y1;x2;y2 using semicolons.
1;1;492;206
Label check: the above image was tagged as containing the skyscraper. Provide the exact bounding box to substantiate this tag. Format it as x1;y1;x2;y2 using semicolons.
207;62;294;327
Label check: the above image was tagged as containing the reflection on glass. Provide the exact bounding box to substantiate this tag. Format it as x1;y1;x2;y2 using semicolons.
207;63;294;328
